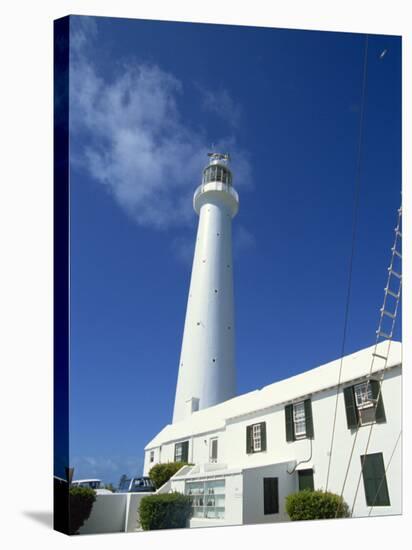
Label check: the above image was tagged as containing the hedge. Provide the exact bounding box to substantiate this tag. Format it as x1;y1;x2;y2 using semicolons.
139;492;192;530
148;462;188;489
285;489;350;521
69;486;96;534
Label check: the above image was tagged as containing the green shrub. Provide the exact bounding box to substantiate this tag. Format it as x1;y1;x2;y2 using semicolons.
69;486;96;535
285;489;350;521
148;462;188;489
139;492;192;530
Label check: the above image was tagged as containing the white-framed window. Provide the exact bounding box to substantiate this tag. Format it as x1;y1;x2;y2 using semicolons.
246;422;267;453
252;423;262;452
354;382;373;409
186;479;225;519
174;440;189;462
209;437;218;463
354;382;375;424
285;399;314;442
293;401;306;438
149;450;154;463
344;380;386;428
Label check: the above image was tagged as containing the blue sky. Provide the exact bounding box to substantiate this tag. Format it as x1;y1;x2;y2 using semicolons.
68;16;401;484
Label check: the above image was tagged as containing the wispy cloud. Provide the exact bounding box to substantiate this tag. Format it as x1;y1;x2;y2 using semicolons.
234;224;256;257
200;88;242;128
171;235;195;266
72;454;144;484
70;17;252;231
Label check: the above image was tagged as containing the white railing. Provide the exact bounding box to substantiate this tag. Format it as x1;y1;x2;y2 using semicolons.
194;181;239;204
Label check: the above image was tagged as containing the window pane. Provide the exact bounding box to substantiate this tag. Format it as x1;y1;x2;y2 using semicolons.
174;441;189;462
359;407;376;425
210;438;218;461
253;424;261;451
186;480;225;519
293;402;306;436
355;382;373;408
174;443;182;461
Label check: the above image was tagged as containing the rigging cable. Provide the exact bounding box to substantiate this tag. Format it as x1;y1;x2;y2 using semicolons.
336;205;402;517
325;34;369;491
349;233;402;514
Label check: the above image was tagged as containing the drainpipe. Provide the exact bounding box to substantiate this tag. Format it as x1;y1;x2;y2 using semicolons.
287;438;313;475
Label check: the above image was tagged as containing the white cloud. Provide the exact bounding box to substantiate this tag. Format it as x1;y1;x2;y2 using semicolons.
171;235;195;266
70;16;97;52
200;88;242;128
69;17;252;231
234;224;256;257
72;454;144;482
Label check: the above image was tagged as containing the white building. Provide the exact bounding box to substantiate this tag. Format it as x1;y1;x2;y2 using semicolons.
144;154;402;527
144;341;401;526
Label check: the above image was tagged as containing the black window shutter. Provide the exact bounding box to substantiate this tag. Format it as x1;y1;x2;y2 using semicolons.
246;425;253;454
304;399;314;439
181;441;189;462
343;386;359;429
285;404;295;442
263;477;279;514
370;380;386;423
298;469;314;491
361;453;390;506
260;422;267;451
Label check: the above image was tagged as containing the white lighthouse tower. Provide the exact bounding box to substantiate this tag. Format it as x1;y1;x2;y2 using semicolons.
172;153;239;423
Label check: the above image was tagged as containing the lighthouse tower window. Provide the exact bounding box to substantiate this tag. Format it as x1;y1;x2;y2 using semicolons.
202;165;232;185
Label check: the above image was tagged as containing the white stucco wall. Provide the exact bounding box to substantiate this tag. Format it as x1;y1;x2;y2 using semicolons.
242;462;296;524
79;492;147;535
79;494;127;534
144;429;226;474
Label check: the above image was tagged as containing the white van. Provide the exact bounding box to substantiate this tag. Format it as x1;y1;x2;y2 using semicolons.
71;479;112;494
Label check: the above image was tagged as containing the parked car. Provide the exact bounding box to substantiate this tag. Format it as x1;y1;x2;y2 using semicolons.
117;475;155;493
71;479;113;494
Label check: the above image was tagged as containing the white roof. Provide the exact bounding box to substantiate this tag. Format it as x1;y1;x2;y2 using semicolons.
145;341;401;449
72;479;101;483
